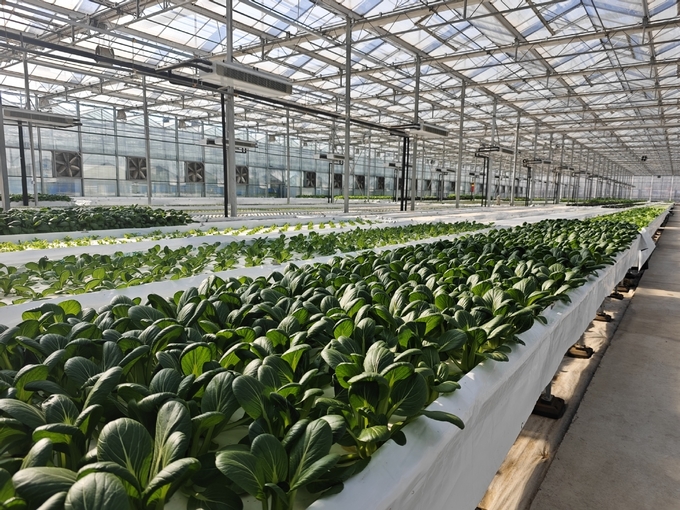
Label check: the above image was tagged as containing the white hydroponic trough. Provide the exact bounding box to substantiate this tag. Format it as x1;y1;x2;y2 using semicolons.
308;206;669;510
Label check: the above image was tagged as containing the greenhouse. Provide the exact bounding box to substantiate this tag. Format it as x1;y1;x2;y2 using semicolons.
0;1;677;509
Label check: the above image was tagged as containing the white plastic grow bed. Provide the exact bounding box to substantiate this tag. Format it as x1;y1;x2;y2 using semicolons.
308;208;668;510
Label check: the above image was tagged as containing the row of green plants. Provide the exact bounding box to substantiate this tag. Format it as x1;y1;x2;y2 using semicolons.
0;213;653;510
296;195;485;201
591;205;667;229
0;219;377;254
566;198;644;207
296;195;394;200
2;194;71;203
0;222;487;304
0;206;194;236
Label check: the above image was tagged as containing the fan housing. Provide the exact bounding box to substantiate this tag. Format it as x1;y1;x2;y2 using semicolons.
126;157;147;180
53;151;82;178
185;161;205;183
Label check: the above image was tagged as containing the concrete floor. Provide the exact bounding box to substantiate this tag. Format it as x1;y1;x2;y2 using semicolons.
531;211;680;510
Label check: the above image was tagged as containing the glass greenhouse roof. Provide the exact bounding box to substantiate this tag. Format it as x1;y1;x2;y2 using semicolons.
2;0;680;175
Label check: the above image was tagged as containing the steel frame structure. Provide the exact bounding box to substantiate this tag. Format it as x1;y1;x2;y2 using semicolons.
0;0;678;188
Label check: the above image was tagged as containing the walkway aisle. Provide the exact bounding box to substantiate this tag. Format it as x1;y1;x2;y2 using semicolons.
530;211;680;510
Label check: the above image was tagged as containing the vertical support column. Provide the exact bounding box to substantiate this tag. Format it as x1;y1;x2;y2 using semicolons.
455;81;466;208
76;101;84;197
585;151;596;200
545;133;553;205
530;124;538;204
603;161;608;197
200;120;206;197
0;95;9;211
220;94;228;216
142;76;152;205
328;125;333;203
400;136;409;211
226;0;237;217
18;122;29;206
35;91;44;193
343;16;352;213
566;139;575;202
113;107;120;197
286;108;291;204
420;142;426;201
510;116;520;206
226;98;237;214
555;134;565;204
649;174;653;202
670;174;674;201
576;145;586;201
174;116;180;197
37;125;44;194
366;134;371;200
299;133;303;199
410;54;421;212
596;163;601;198
23;52;38;206
486;98;497;207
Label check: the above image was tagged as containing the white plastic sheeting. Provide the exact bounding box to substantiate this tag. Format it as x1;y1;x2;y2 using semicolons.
310;209;669;510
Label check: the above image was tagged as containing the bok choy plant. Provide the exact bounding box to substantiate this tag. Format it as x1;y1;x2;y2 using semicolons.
0;215;652;510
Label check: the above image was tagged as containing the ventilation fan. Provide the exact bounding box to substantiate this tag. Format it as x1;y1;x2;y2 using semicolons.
354;175;365;190
425;179;432;191
53;151;82;178
333;173;343;189
376;176;385;190
235;165;249;185
126;157;147;180
185;161;205;183
304;171;316;188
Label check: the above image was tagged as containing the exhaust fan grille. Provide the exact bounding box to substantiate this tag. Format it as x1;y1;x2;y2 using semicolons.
185;161;205;183
53;151;82;178
304;171;316;188
376;176;385;189
126;156;147;180
333;173;343;189
354;175;365;190
235;165;249;185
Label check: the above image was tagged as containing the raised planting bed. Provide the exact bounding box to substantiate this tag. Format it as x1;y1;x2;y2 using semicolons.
0;206;194;236
307;206;669;510
0;211;667;510
4;193;72;204
0;221;488;305
0;218;380;254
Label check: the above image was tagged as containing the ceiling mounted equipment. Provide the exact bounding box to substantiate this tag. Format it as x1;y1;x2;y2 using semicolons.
399;122;449;138
315;153;353;164
199;138;258;153
200;61;293;97
2;107;80;128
